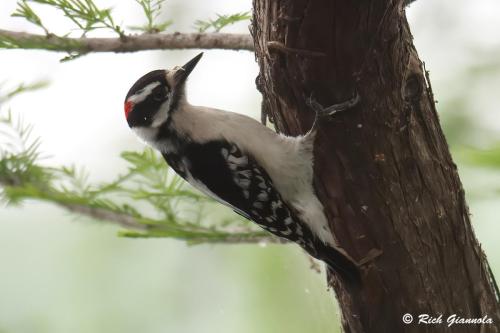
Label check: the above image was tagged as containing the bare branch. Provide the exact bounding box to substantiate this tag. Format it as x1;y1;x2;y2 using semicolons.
0;29;254;53
60;202;284;245
61;202;146;229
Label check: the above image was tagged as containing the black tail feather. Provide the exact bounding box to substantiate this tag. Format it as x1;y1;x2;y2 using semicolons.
319;243;361;287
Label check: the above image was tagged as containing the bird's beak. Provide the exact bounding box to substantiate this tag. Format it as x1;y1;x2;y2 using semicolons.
173;52;203;86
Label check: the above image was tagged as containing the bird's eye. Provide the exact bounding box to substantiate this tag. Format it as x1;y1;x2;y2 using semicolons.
153;91;164;101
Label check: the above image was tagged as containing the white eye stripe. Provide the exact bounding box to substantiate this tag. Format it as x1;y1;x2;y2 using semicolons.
151;97;173;127
128;82;161;104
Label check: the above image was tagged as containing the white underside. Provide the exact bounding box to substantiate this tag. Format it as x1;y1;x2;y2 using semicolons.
134;100;338;247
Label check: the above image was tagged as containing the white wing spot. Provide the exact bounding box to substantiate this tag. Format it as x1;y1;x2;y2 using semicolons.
257;192;268;201
227;155;248;165
253;201;264;209
236;178;251;189
237;170;252;178
271;201;283;210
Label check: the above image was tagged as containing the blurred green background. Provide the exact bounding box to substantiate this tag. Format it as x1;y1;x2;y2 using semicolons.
1;1;499;332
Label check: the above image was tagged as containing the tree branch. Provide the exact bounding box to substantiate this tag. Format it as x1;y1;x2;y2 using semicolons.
0;29;254;53
1;178;281;244
59;202;284;244
61;202;146;229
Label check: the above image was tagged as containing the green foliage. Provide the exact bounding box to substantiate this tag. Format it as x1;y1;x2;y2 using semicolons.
0;112;49;197
9;0;126;59
12;1;49;34
11;1;251;37
0;103;272;245
0;32;84;55
129;0;172;33
455;145;500;170
195;12;251;33
0;81;50;103
13;0;124;37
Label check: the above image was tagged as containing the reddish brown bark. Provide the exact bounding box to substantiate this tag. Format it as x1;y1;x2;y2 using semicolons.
251;1;500;332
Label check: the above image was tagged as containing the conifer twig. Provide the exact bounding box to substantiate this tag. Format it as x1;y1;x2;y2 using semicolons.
0;29;254;52
0;108;279;245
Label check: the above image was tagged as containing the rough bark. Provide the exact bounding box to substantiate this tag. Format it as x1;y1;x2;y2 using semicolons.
251;1;500;332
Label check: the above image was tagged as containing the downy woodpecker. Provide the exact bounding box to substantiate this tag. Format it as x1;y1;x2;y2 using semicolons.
124;53;361;283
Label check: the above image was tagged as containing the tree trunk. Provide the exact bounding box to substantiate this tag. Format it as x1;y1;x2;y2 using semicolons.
251;1;500;332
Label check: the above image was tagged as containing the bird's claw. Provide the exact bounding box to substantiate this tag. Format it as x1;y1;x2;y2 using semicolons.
306;93;325;114
307;91;361;118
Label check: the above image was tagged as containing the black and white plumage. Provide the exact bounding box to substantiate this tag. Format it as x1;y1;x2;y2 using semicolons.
124;53;360;283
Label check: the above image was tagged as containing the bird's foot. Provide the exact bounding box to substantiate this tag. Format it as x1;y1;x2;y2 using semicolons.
307;91;361;118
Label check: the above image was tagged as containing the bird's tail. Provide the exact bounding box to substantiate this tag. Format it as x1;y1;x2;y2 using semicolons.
318;242;361;287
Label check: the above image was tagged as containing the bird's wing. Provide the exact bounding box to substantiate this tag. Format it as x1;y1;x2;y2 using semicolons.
162;140;360;283
164;140;305;241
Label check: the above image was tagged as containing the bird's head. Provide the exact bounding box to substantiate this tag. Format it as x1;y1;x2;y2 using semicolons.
124;52;203;130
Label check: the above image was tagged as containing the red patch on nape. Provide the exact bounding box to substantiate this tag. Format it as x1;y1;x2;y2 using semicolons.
124;101;134;119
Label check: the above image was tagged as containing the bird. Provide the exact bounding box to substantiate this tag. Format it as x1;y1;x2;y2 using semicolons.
123;52;362;284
